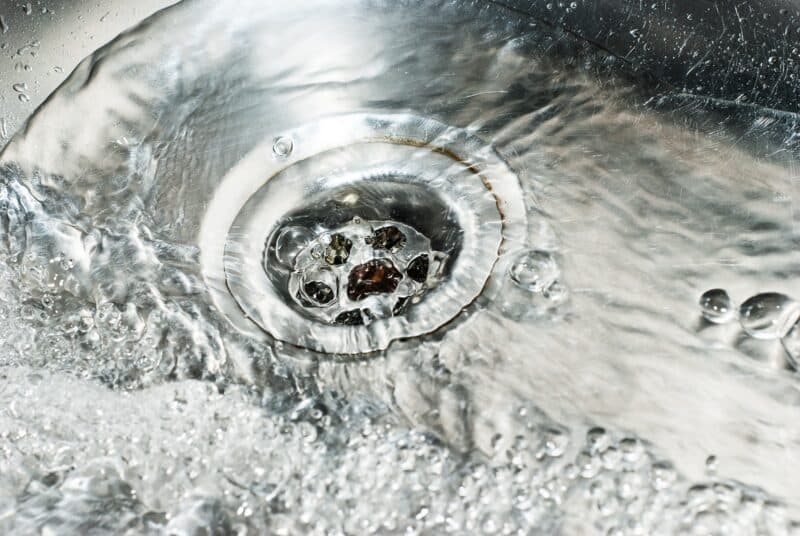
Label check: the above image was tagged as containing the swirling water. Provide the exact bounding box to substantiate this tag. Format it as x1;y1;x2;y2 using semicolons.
1;0;800;534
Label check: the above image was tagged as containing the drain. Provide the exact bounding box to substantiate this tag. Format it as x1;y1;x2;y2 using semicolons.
280;218;447;326
200;113;527;354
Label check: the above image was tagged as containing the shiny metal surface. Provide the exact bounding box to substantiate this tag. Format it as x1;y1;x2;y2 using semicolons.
2;0;799;149
1;1;800;533
0;0;176;148
502;0;800;113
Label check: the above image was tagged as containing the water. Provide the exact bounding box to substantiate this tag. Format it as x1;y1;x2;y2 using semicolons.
699;289;734;325
739;292;800;340
1;0;800;533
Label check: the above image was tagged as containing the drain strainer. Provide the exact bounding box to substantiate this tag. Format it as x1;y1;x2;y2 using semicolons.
200;113;526;354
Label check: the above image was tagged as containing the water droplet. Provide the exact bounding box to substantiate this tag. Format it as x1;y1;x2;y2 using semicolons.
618;472;643;500
542;280;568;306
699;288;734;324
586;427;610;453
18;94;29;103
768;55;779;65
508;249;559;292
739;292;800;340
600;446;621;470
543;427;569;457
272;136;294;159
563;463;579;480
41;295;54;310
0;15;8;34
651;461;677;490
12;82;27;93
575;451;601;478
705;454;718;474
481;513;500;534
619;437;644;464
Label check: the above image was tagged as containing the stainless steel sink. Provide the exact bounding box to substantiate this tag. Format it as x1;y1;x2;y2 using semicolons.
2;1;800;534
2;0;799;151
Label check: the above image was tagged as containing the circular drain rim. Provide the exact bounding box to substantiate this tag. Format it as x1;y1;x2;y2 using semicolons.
199;113;527;354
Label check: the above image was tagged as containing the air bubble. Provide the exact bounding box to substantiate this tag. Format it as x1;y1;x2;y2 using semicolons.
543;428;569;457
739;292;800;340
508;249;559;292
699;288;734;324
576;451;601;479
705;455;718;474
272;225;314;268
272;136;294;159
586;427;610;453
651;462;677;490
600;446;621;470
619;437;644;464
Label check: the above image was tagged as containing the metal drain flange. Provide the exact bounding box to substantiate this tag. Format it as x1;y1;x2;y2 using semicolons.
200;113;526;354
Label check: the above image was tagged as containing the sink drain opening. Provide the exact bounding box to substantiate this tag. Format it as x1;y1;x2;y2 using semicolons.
200;113;527;354
280;217;449;327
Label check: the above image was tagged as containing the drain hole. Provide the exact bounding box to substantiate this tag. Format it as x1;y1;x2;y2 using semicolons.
335;309;366;326
296;267;338;308
215;125;523;354
324;234;353;266
407;255;430;283
369;226;407;252
276;214;448;325
347;259;403;301
301;281;336;307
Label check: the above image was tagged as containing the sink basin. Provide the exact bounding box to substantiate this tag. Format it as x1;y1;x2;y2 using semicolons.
1;1;799;534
